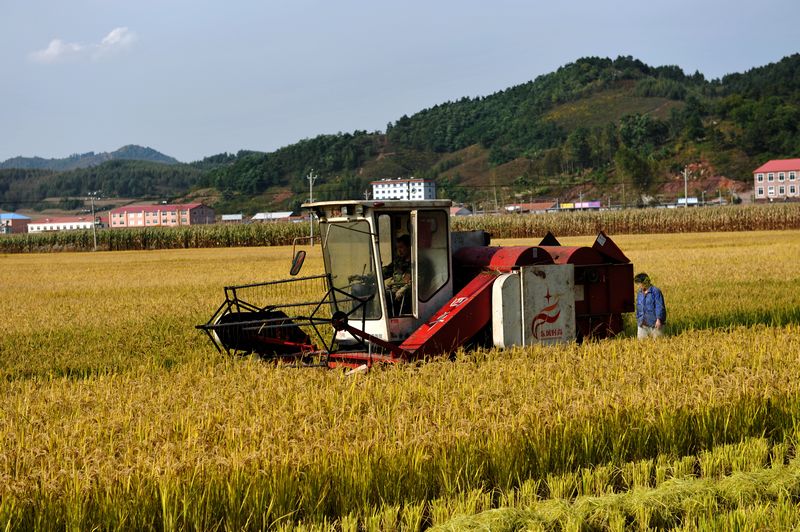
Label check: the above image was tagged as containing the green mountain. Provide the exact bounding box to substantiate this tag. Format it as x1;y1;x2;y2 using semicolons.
3;54;799;213
199;54;800;211
0;145;178;171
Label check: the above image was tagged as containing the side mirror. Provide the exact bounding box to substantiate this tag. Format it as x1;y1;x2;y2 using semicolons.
290;250;306;276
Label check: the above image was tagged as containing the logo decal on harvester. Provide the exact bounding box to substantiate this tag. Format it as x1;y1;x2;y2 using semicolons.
427;311;449;329
532;289;563;340
450;297;468;307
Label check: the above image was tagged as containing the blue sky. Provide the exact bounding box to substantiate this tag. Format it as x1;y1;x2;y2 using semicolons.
2;0;798;163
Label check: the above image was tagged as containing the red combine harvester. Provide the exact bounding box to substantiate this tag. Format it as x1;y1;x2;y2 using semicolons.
197;199;634;368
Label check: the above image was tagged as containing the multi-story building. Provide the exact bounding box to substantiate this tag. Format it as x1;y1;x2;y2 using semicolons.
753;159;800;201
371;178;436;201
108;203;215;228
0;212;31;234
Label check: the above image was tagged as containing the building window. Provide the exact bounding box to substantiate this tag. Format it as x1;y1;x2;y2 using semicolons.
757;187;764;197
779;173;785;181
768;186;775;196
779;186;785;195
756;174;764;182
790;185;797;195
768;173;774;182
791;172;797;181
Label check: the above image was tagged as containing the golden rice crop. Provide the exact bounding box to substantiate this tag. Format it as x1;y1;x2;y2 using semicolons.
435;436;800;531
1;230;799;529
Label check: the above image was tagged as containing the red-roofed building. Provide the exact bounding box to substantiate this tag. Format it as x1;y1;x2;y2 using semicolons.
108;203;215;228
28;214;106;233
753;159;800;200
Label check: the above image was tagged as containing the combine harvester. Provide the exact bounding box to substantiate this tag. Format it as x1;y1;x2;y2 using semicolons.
197;199;634;368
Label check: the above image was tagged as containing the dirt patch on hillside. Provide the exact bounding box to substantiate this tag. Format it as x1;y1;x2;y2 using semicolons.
660;161;750;197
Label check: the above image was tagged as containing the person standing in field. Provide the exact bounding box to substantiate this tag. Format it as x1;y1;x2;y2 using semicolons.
634;272;666;339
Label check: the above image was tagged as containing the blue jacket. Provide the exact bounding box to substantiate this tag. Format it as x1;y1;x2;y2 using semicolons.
636;286;666;327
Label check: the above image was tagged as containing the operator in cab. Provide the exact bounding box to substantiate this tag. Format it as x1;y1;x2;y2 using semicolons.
382;234;412;314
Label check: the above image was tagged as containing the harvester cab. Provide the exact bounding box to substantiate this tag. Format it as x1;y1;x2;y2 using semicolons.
309;199;456;345
197;199;635;369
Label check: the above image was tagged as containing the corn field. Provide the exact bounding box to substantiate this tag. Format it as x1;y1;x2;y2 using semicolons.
454;202;800;238
1;230;800;530
0;221;310;253
2;203;800;252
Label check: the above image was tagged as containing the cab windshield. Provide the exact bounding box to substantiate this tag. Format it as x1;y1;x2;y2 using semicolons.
321;220;382;320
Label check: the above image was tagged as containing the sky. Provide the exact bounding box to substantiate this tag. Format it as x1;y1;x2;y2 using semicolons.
2;0;799;163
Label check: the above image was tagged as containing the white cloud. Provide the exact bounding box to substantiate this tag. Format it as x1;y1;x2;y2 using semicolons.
94;27;138;59
29;39;85;63
29;27;138;63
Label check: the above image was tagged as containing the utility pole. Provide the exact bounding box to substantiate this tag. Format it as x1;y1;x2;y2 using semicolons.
622;183;626;209
307;170;318;245
88;190;100;251
683;166;689;208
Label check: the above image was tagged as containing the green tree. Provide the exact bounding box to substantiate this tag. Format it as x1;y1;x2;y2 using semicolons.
615;146;652;189
566;127;592;169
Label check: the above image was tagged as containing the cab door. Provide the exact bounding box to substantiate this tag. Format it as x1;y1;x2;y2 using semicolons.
411;209;453;324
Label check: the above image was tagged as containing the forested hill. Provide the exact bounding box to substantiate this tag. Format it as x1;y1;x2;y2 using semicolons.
3;54;800;214
199;54;800;211
0;145;178;171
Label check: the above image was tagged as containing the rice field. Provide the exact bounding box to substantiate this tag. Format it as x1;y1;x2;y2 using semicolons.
1;230;800;530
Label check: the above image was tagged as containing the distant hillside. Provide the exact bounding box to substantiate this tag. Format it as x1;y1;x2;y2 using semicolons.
199;54;800;211
3;55;799;214
0;160;203;212
0;145;178;171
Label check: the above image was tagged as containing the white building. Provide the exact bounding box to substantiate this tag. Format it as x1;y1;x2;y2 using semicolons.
252;211;294;222
371;178;436;201
28;215;99;233
221;214;244;223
